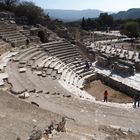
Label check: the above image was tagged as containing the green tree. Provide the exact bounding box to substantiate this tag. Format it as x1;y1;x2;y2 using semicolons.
15;1;44;25
86;18;92;30
0;0;19;11
81;17;86;29
123;21;139;38
99;13;114;27
1;0;19;6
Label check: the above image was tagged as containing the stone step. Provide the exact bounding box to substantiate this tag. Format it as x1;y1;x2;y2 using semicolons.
51;70;57;77
54;63;64;71
46;68;53;75
58;65;67;74
38;56;52;68
50;60;60;68
44;58;57;68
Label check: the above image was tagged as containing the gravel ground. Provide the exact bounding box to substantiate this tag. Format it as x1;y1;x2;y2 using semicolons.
25;90;140;140
0;87;140;140
0;91;62;140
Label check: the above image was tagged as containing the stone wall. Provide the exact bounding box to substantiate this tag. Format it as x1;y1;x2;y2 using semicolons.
0;12;15;19
95;54;136;76
97;73;139;97
30;28;40;36
85;73;139;97
96;56;109;67
135;61;140;72
113;62;135;76
75;42;95;61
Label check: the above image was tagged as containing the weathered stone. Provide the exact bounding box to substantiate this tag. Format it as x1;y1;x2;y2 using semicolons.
28;130;42;140
113;62;135;75
56;117;66;132
31;102;39;107
48;122;54;133
40;137;46;140
19;92;30;99
96;56;109;67
45;91;50;94
51;129;58;135
135;61;140;72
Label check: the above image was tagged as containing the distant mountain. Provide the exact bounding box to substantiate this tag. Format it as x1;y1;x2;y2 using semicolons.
45;8;140;22
45;9;102;22
112;8;140;20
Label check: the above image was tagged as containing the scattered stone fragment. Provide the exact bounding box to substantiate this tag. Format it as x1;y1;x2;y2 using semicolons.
48;122;54;133
32;119;37;123
52;92;57;95
63;95;71;98
40;137;46;140
19;92;30;99
36;90;43;94
31;101;39;107
29;89;36;93
45;91;50;94
35;94;39;97
56;117;66;132
28;130;42;140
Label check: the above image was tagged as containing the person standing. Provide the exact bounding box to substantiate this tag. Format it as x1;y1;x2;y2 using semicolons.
134;94;140;108
138;52;140;59
26;39;30;46
85;61;90;70
109;64;114;76
104;90;108;102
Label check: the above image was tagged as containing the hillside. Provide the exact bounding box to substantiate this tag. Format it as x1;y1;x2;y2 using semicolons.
45;9;102;22
45;8;140;22
112;8;140;20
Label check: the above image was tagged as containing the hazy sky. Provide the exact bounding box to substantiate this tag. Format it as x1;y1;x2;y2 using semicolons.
29;0;140;12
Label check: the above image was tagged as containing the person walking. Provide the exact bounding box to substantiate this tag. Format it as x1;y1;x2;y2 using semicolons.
134;94;140;108
104;90;108;102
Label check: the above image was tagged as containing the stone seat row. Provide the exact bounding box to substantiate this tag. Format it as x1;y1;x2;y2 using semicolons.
0;22;27;47
46;45;78;54
11;41;95;90
18;50;88;88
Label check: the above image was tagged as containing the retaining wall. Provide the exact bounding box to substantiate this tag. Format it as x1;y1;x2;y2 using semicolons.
85;73;140;97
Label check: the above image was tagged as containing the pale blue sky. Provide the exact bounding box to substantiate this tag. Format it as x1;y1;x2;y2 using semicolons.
28;0;140;12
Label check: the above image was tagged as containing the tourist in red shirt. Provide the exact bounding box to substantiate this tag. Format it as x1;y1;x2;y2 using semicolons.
104;90;108;102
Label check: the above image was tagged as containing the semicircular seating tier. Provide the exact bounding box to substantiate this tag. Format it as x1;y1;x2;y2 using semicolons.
0;21;27;47
39;41;95;87
6;41;95;94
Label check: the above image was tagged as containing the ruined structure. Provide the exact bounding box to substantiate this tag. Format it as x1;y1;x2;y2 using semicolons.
91;44;139;76
0;21;27;47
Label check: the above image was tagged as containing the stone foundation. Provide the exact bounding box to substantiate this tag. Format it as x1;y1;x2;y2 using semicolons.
96;56;109;67
135;61;140;72
85;73;139;97
113;62;135;76
97;73;139;97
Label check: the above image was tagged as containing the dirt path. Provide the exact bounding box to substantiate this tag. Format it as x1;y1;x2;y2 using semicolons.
1;90;140;140
25;91;140;139
0;91;62;140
